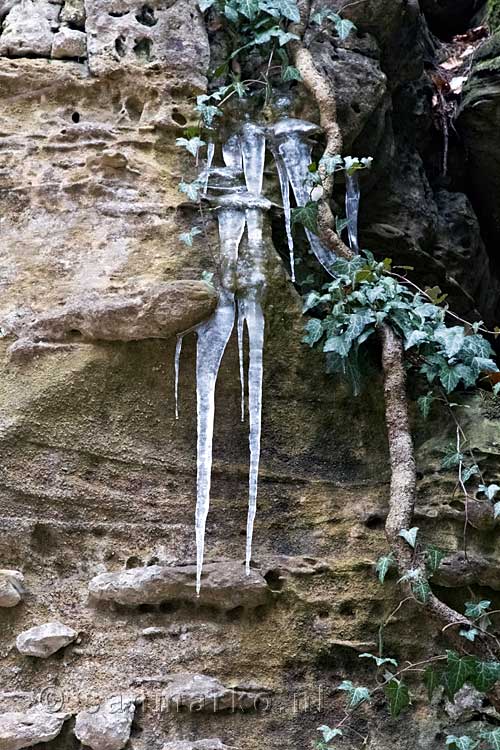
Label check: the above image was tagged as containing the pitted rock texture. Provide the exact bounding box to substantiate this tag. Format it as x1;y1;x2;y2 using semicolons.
89;561;270;610
0;569;24;607
74;695;136;750
16;622;77;658
4;281;217;356
149;674;271;712
0;711;67;750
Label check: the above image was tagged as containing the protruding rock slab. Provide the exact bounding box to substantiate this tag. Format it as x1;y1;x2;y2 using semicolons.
0;710;67;750
435;552;500;590
162;741;230;750
16;622;77;658
51;28;87;59
74;695;136;750
89;562;270;610
0;570;24;608
154;674;270;712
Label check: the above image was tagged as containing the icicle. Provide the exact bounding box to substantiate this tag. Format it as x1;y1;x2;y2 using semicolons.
241;298;264;574
241;123;266;195
345;171;360;254
203;141;215;196
271;145;295;282
223;134;242;171
237;300;245;423
195;289;236;595
174;335;183;420
273;119;337;275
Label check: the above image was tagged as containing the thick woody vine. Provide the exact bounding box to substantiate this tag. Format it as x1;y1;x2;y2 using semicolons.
178;0;500;745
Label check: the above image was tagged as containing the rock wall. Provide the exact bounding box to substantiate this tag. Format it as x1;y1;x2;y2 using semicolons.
0;1;499;750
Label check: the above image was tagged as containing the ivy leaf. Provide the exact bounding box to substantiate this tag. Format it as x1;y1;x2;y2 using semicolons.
494;383;500;396
494;501;500;519
435;326;466;358
178;179;202;202
292;201;319;233
223;3;239;21
417;391;435;419
376;554;394;583
459;628;479;642
237;0;259;19
469;660;500;692
462;464;479;483
384;679;410;718
320;154;344;175
282;65;302;81
464;600;491;619
478;483;500;501
398;527;419;548
302;318;323;346
338;680;370;708
441;450;463;470
323;334;351;357
425;546;446;576
441;651;474;700
423;667;440;701
412;576;431;604
198;0;216;10
480;730;500;750
446;736;479;750
439;364;462;394
405;329;428;350
273;0;300;21
178;227;202;246
317;726;343;743
425;285;448;305
359;653;398;668
175;136;206;158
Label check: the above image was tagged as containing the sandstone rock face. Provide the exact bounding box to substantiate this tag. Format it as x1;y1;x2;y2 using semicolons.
0;1;57;57
156;674;270;712
16;622;77;658
89;562;270;610
74;696;136;750
0;711;67;750
0;570;24;608
52;27;87;59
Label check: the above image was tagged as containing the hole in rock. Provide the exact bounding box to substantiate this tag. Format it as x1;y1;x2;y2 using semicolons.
71;112;80;123
109;10;129;17
171;109;187;126
92;526;106;537
115;35;127;57
31;523;56;555
159;600;178;613
126;555;143;569
364;514;384;530
147;556;160;566
263;569;284;591
67;329;82;340
416;470;424;481
125;95;144;121
227;605;245;621
133;37;153;61
137;603;156;614
318;609;330;619
338;600;356;616
136;5;157;26
351;102;361;114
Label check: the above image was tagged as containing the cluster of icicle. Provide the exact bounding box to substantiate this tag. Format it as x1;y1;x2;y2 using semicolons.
175;118;361;594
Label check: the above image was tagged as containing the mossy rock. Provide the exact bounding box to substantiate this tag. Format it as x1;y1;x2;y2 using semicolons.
488;0;500;32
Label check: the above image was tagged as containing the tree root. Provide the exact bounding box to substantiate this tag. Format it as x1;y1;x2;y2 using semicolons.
289;16;499;661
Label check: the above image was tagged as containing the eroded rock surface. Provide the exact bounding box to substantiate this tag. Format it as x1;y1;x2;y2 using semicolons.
150;674;270;712
0;711;67;750
162;741;230;750
74;695;136;750
16;622;77;658
89;562;270;610
435;552;500;589
0;570;24;608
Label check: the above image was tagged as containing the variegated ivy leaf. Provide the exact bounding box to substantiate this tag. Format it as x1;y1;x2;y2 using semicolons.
317;726;343;743
179;227;202;247
459;628;479;642
359;653;398;668
464;600;491;619
494;501;500;519
375;554;394;583
398;527;419;548
337;680;370;708
446;735;479;750
478;483;500;501
175;136;206;158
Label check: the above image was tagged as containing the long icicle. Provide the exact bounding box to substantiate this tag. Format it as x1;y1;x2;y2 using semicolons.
194;206;246;594
271;145;295;282
237;300;245;422
345;171;360;254
174;335;183;420
203;141;215;195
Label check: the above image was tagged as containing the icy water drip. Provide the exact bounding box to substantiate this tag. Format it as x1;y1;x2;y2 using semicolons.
195;288;236;594
237;301;245;422
241;123;266;195
174;335;183;420
271;145;295;282
272;119;337;275
345;172;360;254
203;141;215;195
